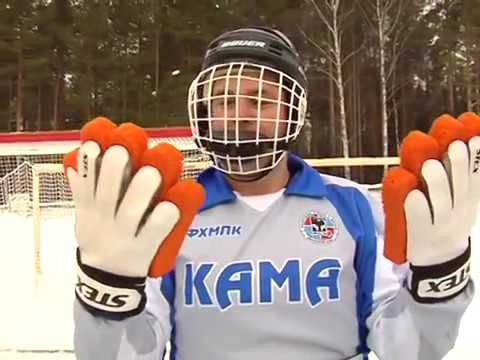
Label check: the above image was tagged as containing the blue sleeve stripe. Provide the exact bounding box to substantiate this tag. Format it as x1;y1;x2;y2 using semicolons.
353;190;377;354
160;271;175;306
325;185;377;354
160;271;177;359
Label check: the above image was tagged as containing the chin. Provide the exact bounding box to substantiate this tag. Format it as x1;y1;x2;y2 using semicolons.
224;161;274;183
227;172;265;182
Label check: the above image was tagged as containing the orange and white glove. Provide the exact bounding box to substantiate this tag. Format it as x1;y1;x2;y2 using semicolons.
63;117;205;318
383;112;480;303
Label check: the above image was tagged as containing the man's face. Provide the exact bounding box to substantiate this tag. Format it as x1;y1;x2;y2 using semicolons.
188;62;307;177
209;69;288;140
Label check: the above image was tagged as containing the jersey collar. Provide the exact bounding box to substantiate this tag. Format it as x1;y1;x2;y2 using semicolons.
284;153;327;198
197;153;326;211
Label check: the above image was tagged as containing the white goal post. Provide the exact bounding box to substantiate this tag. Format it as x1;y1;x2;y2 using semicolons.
32;163;71;275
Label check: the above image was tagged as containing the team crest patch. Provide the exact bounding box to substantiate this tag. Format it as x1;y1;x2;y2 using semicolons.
301;211;338;243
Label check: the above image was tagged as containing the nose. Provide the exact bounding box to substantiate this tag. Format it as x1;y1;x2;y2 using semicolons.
213;97;257;131
226;96;257;119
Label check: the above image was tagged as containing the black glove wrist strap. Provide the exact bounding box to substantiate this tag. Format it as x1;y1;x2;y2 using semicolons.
408;240;471;304
75;249;147;319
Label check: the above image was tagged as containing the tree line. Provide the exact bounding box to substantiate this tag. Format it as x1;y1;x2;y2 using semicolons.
0;0;478;181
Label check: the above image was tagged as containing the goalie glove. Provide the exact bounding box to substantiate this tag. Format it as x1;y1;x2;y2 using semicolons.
382;113;480;303
63;117;205;318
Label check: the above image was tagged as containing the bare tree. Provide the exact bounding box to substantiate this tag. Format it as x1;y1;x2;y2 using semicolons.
301;0;357;178
459;32;480;112
447;52;456;114
358;0;413;170
15;39;24;131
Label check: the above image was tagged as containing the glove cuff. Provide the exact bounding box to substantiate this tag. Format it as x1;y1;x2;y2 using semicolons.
408;240;471;303
75;249;147;319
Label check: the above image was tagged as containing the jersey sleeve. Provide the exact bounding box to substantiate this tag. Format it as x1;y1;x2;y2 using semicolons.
365;191;475;360
74;276;172;360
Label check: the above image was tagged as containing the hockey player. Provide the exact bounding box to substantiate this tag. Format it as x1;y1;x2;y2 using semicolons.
66;27;478;360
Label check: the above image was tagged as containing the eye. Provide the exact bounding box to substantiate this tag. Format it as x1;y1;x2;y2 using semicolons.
212;97;235;108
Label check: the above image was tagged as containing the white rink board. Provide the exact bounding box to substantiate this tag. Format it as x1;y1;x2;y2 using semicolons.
0;213;478;360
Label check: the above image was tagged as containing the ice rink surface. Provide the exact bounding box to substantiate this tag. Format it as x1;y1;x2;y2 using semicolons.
0;213;478;360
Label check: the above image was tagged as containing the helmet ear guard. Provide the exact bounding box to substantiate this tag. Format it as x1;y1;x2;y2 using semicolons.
188;28;308;177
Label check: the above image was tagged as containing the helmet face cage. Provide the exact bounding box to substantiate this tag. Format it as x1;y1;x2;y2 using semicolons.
188;62;307;175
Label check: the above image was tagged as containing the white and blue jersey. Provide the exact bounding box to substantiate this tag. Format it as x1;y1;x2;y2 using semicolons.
74;153;474;360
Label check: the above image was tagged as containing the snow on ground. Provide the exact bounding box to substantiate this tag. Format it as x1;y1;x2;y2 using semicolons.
0;213;76;359
0;212;478;360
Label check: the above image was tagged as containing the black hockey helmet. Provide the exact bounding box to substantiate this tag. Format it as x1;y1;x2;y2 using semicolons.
188;27;308;176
